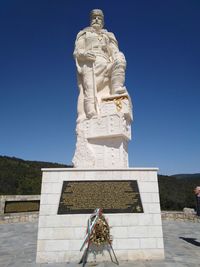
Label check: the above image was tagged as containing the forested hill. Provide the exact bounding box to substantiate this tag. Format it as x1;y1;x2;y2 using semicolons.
0;156;71;195
0;155;200;211
158;174;200;210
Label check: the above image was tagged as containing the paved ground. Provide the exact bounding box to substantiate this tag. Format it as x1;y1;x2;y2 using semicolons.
0;220;200;267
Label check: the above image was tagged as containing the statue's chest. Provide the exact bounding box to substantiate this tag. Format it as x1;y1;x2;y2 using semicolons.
85;32;108;49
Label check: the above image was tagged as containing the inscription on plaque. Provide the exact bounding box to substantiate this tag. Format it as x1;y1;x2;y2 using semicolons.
4;200;40;213
58;180;143;214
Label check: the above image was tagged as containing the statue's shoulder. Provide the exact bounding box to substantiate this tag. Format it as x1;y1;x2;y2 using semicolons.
76;27;93;41
103;30;118;45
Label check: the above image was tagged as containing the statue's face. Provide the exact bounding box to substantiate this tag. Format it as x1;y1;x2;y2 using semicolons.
91;15;103;30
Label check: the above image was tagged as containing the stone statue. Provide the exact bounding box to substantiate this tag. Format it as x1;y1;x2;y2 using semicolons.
74;9;127;122
73;9;132;168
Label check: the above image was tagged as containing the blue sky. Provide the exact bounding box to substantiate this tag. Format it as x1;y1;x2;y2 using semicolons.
0;0;200;175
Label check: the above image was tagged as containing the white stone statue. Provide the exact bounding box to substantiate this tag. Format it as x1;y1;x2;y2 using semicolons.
74;9;128;122
73;9;133;168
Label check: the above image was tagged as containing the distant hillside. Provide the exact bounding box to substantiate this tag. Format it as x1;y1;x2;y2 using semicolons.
0;156;71;195
171;173;200;179
0;155;199;211
158;174;200;211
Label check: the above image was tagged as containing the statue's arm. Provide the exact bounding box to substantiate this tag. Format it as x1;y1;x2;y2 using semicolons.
107;32;126;64
73;34;86;61
106;32;119;58
74;32;96;62
109;42;120;60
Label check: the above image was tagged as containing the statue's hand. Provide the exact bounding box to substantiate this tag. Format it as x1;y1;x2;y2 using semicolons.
113;52;126;65
84;51;96;62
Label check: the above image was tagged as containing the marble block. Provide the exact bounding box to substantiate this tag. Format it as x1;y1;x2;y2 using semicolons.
36;168;165;263
73;95;132;168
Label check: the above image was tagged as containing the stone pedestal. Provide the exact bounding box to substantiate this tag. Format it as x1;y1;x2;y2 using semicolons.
36;168;165;263
72;94;132;168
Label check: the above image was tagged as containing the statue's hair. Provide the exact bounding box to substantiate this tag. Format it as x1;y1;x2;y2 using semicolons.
90;9;104;19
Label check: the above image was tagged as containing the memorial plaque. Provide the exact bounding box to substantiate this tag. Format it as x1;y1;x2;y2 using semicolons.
58;180;143;214
4;200;40;213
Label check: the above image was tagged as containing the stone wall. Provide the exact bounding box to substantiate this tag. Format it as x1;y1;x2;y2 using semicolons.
0;195;40;224
0;195;200;224
1;211;200;224
161;211;200;223
0;212;39;224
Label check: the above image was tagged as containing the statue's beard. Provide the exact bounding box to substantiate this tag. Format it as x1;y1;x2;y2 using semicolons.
91;23;102;31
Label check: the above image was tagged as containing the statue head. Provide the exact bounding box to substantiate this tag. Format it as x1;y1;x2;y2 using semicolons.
90;9;104;30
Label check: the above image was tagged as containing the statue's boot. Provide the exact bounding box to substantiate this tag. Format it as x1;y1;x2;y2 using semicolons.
111;60;127;95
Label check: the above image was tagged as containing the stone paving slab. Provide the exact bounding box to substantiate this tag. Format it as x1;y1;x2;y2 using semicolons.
0;220;200;267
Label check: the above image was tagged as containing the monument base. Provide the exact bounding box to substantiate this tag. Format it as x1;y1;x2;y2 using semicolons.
73;94;132;168
36;168;164;263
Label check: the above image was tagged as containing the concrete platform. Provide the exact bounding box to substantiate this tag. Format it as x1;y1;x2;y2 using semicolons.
0;220;200;267
37;168;164;263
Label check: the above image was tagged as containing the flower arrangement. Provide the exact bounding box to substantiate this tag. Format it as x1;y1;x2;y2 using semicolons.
89;213;112;246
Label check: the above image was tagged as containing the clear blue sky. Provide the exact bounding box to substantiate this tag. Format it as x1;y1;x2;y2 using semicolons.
1;0;200;175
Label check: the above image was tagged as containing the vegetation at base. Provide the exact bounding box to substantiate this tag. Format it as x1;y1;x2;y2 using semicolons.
0;156;199;211
0;156;71;195
158;174;200;211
